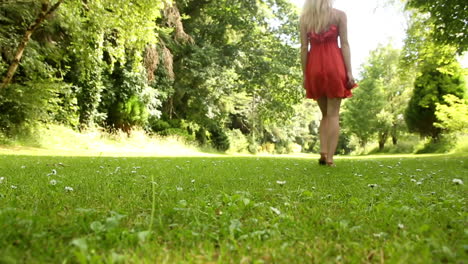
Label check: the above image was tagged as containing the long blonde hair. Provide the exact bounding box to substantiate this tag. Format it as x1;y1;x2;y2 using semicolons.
300;0;334;33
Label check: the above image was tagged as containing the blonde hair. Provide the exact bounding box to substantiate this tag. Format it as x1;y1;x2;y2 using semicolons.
300;0;334;33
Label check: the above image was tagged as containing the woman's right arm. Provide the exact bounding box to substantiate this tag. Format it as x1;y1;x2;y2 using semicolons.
337;11;355;88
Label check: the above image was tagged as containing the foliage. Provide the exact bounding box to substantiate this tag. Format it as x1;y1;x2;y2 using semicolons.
405;61;466;139
157;0;303;150
342;46;410;148
434;94;468;134
405;0;467;53
0;81;78;137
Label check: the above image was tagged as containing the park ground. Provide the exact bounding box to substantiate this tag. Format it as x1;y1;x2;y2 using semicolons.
0;148;466;263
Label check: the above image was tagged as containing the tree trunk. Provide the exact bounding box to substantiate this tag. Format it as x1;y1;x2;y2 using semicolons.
0;0;64;90
391;124;398;145
378;132;389;151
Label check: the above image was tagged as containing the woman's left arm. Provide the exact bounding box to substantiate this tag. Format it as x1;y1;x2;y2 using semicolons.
300;19;309;82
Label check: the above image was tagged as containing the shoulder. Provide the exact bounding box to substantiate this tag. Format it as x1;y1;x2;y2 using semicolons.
332;8;347;22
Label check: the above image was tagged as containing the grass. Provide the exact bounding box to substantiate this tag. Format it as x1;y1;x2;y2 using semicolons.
0;152;467;263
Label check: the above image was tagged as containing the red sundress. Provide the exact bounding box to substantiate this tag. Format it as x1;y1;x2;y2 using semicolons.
305;24;355;100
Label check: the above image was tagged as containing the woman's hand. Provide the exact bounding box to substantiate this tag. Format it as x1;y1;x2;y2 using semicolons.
347;72;356;89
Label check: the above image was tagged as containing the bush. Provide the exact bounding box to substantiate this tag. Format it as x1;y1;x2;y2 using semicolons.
226;129;249;153
414;137;456;154
107;95;149;132
0;82;78;137
148;118;171;132
159;128;195;142
209;125;230;151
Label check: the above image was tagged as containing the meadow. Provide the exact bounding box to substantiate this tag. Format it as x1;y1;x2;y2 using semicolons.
0;152;466;263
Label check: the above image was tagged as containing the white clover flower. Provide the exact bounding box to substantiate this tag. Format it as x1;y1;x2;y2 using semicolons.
452;179;464;185
368;184;378;188
11;185;17;189
276;180;286;185
21;165;26;169
0;177;4;184
398;223;405;229
416;169;422;172
270;207;281;215
285;168;290;171
373;232;385;238
411;179;417;183
131;170;137;174
416;181;422;185
176;187;183;191
191;179;195;183
65;186;74;192
50;179;57;185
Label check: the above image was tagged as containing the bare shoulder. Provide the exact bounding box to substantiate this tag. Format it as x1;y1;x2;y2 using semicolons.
332;8;347;23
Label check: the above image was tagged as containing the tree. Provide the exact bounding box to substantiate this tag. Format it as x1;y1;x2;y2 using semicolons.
405;0;467;53
401;9;466;141
343;45;411;150
154;0;302;150
435;94;468;134
405;61;466;139
0;0;64;90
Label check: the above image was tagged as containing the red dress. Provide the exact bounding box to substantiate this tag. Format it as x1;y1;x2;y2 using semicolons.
305;24;355;100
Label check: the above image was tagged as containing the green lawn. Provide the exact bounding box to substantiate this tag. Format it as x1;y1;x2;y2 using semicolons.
0;153;466;263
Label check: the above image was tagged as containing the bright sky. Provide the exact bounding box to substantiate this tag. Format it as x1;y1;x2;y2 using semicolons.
291;0;407;76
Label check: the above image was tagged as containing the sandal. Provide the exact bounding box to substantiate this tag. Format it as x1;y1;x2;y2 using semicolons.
318;153;327;166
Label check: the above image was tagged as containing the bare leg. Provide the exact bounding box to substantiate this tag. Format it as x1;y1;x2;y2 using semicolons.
317;97;328;161
326;98;342;164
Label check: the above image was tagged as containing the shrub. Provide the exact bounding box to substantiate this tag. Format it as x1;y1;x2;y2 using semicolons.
209;125;230;151
226;129;249;153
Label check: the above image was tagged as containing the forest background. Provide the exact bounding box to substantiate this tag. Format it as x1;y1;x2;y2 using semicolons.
0;0;467;155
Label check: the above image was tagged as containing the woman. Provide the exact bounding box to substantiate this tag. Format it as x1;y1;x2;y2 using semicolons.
300;0;356;166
